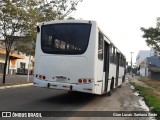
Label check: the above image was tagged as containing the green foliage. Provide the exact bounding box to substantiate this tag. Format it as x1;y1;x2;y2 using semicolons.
137;77;150;81
126;66;131;73
0;0;82;55
9;0;83;55
0;0;26;51
126;65;137;74
0;0;83;83
38;0;82;21
140;17;160;53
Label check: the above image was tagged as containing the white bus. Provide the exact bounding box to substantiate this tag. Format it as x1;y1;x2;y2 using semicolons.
34;20;126;95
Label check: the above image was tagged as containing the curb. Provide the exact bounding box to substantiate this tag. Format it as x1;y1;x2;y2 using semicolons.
0;83;33;90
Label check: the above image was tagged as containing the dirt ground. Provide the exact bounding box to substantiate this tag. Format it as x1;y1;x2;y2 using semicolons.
68;78;154;120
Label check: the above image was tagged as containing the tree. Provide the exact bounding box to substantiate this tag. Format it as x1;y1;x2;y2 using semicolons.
15;0;83;55
140;17;160;53
13;0;43;55
0;0;83;83
0;0;29;83
39;0;82;21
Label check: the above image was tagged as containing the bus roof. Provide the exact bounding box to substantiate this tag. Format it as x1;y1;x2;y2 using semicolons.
38;19;96;26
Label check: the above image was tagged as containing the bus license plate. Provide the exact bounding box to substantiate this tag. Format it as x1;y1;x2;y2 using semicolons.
56;77;67;82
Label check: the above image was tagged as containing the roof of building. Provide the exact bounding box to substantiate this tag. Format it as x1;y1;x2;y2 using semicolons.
0;48;25;59
146;56;160;67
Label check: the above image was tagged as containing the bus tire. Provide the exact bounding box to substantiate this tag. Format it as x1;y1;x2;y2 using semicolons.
108;89;112;96
108;78;114;96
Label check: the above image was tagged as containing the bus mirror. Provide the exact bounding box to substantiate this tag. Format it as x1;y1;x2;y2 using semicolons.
37;26;40;33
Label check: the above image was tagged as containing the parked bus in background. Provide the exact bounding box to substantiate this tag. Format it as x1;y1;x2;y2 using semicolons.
34;20;126;95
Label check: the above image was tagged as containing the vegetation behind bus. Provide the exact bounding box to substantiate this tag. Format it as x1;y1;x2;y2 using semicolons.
0;0;82;84
131;77;160;118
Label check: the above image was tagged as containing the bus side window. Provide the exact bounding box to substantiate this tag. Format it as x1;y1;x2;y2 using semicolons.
113;47;116;64
119;54;122;66
110;45;114;63
124;58;126;67
122;55;124;67
98;32;103;60
122;56;125;67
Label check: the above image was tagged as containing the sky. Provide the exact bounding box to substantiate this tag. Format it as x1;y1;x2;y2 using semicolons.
74;0;160;64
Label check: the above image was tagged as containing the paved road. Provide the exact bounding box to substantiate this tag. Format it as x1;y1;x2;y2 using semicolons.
0;79;153;120
0;86;94;111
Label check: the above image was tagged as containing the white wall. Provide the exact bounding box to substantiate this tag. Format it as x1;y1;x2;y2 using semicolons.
16;56;30;69
136;50;154;77
9;55;34;74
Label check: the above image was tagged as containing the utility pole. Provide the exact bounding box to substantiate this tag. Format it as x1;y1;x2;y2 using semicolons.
27;51;31;82
130;52;134;75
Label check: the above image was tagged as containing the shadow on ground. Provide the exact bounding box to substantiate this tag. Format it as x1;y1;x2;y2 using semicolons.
40;91;96;105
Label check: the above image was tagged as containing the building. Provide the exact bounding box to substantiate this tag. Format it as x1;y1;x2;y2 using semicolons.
0;41;34;75
136;49;160;80
17;56;34;74
146;56;160;80
9;55;34;75
136;50;154;76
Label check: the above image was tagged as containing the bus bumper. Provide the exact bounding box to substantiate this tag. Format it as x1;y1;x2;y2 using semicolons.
34;79;94;94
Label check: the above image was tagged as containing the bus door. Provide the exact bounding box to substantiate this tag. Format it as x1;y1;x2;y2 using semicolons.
115;52;120;87
103;41;110;92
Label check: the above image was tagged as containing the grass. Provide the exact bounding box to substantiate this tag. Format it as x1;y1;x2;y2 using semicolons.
131;82;160;118
138;77;160;90
137;77;150;81
154;86;160;91
0;82;32;87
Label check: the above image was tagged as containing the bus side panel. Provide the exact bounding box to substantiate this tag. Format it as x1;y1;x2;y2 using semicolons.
34;28;41;75
108;63;116;91
94;27;104;95
118;66;124;86
94;60;103;95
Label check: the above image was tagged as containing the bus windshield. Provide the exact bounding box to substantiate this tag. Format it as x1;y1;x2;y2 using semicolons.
41;23;91;54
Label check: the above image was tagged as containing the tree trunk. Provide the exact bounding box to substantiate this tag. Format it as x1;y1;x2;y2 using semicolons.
2;52;9;84
8;56;11;74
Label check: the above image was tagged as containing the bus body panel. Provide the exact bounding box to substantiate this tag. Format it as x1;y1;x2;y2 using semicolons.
34;20;126;95
118;66;125;86
93;27;104;95
94;59;103;94
34;20;98;94
35;55;88;83
108;63;117;88
34;79;94;94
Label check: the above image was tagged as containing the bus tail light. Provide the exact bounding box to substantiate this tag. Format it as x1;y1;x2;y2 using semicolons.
35;74;46;80
88;79;92;83
83;79;87;83
78;79;82;83
78;78;93;84
39;75;43;79
43;76;46;79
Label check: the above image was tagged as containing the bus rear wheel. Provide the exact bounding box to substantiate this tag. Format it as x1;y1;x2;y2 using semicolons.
108;89;112;96
108;78;114;96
